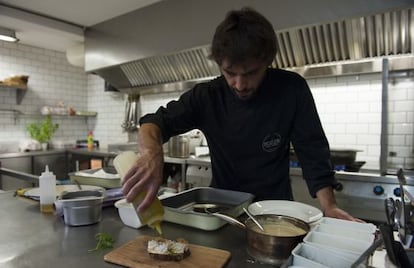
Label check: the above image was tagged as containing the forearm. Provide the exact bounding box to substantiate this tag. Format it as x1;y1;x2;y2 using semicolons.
120;123;165;210
315;186;337;212
316;186;363;222
138;123;164;159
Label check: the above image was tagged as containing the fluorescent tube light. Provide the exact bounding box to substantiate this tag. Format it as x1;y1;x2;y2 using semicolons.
0;27;19;42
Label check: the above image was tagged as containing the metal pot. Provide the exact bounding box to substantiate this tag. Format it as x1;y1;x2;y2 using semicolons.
208;211;310;265
168;135;190;158
246;214;309;265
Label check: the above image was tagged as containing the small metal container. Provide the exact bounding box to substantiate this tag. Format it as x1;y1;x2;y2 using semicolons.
56;190;105;226
168;135;190;158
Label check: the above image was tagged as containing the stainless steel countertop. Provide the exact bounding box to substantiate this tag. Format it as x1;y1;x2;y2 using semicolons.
0;191;274;268
68;148;119;158
0;149;67;158
0;148;117;159
69;148;187;164
0;148;188;164
186;156;211;166
4;149;407;184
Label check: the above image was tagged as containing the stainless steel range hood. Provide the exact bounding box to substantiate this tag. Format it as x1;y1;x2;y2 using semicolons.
85;0;413;93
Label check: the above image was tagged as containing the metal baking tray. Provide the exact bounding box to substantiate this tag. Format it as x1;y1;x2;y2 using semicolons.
161;187;254;231
69;167;121;189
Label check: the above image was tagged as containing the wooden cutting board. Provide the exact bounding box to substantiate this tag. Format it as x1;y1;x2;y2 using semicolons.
104;235;231;268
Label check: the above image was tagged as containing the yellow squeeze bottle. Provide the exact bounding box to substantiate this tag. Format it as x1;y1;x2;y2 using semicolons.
113;151;164;235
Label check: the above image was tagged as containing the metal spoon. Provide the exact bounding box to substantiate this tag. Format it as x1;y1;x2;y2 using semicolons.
243;207;265;232
203;207;246;229
73;179;82;190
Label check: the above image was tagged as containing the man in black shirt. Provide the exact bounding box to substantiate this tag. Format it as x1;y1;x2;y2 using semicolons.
122;7;360;221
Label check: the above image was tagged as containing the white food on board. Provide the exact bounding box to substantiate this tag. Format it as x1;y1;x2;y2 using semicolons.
147;239;188;255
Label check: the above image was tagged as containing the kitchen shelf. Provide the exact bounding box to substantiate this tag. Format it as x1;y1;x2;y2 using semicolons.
0;110;97;124
27;113;98;118
0;111;97;117
0;84;28;105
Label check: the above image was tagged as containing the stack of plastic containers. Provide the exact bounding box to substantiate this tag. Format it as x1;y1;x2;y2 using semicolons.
289;217;377;268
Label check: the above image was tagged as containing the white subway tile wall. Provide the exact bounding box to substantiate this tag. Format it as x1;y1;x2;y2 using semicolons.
86;75;128;148
0;40;413;170
140;92;181;115
309;75;383;170
0;41;88;146
388;77;414;169
139;75;413;170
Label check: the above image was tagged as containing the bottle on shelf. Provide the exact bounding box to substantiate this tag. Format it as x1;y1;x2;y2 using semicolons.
87;131;94;150
39;165;56;213
113;151;164;235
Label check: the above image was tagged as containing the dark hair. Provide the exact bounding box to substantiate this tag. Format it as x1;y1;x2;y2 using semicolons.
210;7;276;66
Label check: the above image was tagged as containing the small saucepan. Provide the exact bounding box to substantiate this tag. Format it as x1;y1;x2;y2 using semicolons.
205;209;310;265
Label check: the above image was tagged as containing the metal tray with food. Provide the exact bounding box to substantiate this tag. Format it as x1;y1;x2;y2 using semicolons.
161;187;254;231
69;167;121;188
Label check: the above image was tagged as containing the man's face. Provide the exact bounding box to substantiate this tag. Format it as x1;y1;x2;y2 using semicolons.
220;58;268;100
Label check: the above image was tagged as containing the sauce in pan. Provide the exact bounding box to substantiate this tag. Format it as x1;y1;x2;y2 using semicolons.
251;223;307;237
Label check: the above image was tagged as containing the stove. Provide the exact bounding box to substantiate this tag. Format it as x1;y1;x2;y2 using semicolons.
290;168;414;224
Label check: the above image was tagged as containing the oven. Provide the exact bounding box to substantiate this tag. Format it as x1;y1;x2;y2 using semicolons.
291;168;414;224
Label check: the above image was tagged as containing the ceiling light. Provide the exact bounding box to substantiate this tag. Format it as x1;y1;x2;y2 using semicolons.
0;27;19;42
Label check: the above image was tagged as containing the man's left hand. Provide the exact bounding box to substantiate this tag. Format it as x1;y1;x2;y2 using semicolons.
323;207;365;223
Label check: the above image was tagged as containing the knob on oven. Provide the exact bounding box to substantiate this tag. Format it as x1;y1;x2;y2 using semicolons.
373;185;384;195
393;187;401;197
333;182;343;191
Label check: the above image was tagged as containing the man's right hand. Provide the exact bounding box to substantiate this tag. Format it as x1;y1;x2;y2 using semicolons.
121;123;164;212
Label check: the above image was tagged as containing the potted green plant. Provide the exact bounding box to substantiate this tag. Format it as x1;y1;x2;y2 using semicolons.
27;115;59;150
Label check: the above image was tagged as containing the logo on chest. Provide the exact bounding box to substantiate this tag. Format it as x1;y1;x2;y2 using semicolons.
262;132;282;152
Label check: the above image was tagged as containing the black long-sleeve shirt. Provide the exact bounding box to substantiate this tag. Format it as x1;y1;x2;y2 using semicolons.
140;68;336;201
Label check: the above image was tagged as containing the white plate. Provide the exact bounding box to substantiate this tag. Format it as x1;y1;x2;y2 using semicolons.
248;200;323;223
23;185;105;200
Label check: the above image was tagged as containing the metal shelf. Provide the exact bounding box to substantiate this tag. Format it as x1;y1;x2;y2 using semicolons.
0;84;28;105
0;110;97;124
0;110;97;117
25;113;97;118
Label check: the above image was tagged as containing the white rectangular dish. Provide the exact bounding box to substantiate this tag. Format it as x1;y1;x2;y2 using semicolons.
285;217;378;268
291;243;360;268
114;199;143;228
318;217;377;233
312;223;375;243
114;191;176;229
303;231;373;254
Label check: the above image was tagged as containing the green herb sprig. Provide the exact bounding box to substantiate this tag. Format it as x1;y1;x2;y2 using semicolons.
27;115;58;143
88;232;115;252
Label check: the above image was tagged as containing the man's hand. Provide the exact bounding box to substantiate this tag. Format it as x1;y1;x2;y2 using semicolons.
316;186;364;222
121;123;164;212
323;206;365;223
121;150;163;212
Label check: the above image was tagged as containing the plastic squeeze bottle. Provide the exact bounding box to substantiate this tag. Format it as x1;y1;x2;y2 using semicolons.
39;165;56;213
113;151;164;234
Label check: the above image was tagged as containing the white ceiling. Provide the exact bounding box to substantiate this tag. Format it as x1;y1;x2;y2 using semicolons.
0;0;162;52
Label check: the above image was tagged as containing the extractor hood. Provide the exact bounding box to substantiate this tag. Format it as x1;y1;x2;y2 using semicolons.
85;0;414;93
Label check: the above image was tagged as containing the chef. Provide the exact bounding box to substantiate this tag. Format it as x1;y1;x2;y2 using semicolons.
122;7;362;222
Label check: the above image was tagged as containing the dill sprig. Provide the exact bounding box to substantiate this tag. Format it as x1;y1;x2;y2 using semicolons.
88;232;115;252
